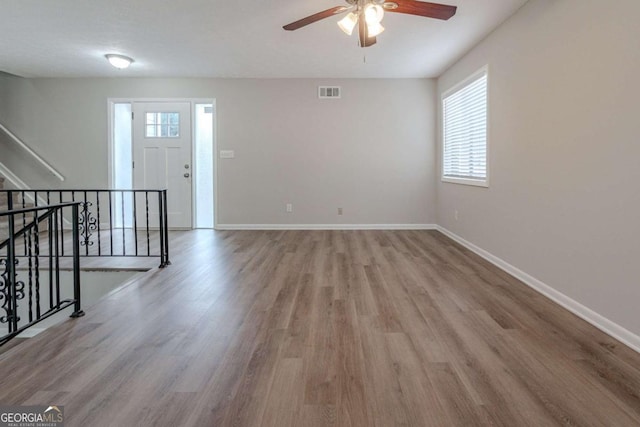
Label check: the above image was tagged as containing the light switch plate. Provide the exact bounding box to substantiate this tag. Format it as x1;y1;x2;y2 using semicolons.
219;150;235;159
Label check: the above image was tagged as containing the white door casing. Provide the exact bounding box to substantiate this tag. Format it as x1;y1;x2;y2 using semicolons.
132;102;192;229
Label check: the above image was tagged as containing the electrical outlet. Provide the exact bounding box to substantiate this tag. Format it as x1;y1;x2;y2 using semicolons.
338;207;343;215
286;203;293;213
454;209;459;221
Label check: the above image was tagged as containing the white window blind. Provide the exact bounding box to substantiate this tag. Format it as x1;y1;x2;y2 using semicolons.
443;70;488;183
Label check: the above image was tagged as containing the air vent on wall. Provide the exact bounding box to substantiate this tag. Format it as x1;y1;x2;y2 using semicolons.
318;86;341;99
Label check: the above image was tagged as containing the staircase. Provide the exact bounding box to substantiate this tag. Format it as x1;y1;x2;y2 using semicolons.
0;177;10;241
0;177;36;241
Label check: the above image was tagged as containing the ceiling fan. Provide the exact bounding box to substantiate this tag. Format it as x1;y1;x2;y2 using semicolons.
283;0;457;48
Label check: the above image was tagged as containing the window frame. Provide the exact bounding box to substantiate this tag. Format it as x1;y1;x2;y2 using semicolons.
441;65;490;188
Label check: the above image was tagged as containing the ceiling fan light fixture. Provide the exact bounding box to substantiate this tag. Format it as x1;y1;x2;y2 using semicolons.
282;0;457;48
105;54;133;69
364;4;384;24
338;12;358;35
366;21;385;37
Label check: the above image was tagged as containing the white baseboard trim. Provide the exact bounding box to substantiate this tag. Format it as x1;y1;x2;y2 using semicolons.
436;225;640;354
216;224;437;231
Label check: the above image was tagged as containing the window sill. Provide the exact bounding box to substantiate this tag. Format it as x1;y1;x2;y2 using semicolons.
441;177;489;188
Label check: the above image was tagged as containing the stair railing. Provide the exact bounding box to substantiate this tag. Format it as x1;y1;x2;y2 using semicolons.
2;189;170;268
0;202;83;345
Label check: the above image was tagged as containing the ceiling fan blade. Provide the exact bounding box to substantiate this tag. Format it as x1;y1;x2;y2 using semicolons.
383;0;457;20
358;17;377;47
283;6;350;31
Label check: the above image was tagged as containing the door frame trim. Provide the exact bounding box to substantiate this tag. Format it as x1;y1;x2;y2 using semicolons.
107;98;218;229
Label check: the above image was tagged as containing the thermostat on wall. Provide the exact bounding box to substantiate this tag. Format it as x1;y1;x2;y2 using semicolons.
219;150;235;158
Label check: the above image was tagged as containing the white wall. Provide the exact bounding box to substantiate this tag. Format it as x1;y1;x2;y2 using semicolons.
0;77;436;225
437;0;640;337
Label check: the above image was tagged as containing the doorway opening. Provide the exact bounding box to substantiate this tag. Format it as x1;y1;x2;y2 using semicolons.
109;99;216;229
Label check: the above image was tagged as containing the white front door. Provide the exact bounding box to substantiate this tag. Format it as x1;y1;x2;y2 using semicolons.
132;102;192;229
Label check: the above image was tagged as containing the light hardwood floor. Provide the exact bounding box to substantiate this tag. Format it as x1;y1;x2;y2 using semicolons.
1;230;639;426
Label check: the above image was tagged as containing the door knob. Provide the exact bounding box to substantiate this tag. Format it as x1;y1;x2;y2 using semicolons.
184;173;190;178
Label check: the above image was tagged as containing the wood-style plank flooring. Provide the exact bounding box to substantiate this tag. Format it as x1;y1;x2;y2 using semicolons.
1;230;639;426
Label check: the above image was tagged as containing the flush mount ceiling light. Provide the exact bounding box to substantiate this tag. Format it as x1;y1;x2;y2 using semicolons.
105;54;134;69
283;0;457;48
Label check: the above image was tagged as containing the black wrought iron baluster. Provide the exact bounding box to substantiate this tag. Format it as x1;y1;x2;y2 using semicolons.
7;214;17;333
59;191;64;257
54;209;61;308
163;190;170;266
0;256;8;332
133;191;138;256
27;224;33;323
46;190;51;245
145;191;150;256
34;219;41;319
75;191;98;255
21;191;27;257
157;190;170;267
1;218;11;332
84;191;89;256
108;190;114;256
121;191;126;256
70;203;84;318
48;213;54;310
77;190;96;255
96;191;102;256
158;191;165;267
46;192;51;262
0;256;11;333
33;191;38;269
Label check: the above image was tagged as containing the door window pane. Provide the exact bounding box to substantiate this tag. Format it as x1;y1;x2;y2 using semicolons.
145;112;180;138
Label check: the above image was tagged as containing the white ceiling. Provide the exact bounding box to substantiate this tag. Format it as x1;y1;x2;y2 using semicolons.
0;0;528;78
